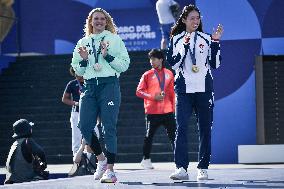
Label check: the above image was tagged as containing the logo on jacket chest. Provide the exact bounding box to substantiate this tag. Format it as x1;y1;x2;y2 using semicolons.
199;43;205;54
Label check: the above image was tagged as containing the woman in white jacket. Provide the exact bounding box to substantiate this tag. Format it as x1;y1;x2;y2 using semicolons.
167;4;223;181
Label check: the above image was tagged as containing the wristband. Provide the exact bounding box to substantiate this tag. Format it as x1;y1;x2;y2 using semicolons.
104;54;115;63
79;59;88;67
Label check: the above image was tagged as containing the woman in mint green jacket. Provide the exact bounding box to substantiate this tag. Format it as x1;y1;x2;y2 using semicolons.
71;8;130;183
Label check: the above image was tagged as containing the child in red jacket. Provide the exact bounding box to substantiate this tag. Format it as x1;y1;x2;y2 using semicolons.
136;49;176;169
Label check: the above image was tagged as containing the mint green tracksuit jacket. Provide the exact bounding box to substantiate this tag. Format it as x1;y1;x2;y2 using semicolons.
71;30;130;160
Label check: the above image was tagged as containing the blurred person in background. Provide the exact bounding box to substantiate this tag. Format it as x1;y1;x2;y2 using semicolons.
62;67;84;160
136;49;176;170
5;119;48;184
156;0;180;49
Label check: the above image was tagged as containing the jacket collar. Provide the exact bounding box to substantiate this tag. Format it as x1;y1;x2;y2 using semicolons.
89;30;111;40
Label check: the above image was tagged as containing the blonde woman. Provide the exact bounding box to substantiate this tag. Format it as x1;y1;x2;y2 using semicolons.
71;8;130;183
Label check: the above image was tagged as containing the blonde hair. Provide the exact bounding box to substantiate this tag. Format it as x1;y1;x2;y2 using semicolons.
84;8;117;36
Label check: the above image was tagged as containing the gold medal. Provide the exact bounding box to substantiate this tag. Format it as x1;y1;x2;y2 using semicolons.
192;65;199;73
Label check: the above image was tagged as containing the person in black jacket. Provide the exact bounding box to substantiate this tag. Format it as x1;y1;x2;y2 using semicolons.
5;119;48;184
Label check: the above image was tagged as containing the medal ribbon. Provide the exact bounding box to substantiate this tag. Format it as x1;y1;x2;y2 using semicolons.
154;69;165;92
188;32;198;66
91;36;105;64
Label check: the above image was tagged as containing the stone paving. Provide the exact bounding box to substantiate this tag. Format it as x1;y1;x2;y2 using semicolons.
1;163;284;189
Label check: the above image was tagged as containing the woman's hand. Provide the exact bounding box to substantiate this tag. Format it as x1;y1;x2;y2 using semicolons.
212;24;224;40
184;32;191;45
78;46;89;60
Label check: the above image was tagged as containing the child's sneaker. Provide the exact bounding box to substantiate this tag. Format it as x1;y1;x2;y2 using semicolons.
100;169;117;183
169;167;189;180
197;169;208;181
140;159;154;169
93;158;107;180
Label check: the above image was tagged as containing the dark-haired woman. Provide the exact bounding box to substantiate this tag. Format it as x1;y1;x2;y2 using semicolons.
167;4;223;181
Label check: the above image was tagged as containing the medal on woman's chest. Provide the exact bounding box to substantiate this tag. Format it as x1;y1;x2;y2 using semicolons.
192;65;199;73
92;37;105;71
188;32;199;73
93;63;102;71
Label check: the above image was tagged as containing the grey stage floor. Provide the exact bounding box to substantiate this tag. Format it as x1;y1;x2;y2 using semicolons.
1;162;284;189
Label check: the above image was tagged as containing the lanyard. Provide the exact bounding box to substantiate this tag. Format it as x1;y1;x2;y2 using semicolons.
91;36;105;64
188;32;198;65
154;69;165;92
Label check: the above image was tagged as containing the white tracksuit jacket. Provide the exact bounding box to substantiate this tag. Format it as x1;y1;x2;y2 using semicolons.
167;31;221;93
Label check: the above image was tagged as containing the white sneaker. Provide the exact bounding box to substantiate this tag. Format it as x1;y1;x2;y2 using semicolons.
100;169;117;183
169;167;189;180
140;159;154;169
94;158;107;180
197;169;208;181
